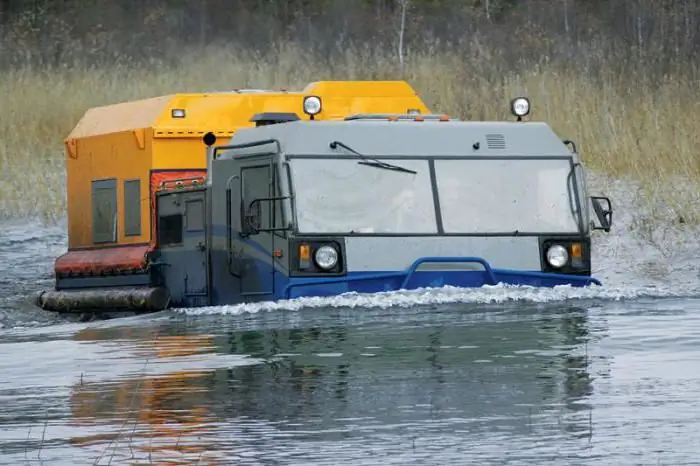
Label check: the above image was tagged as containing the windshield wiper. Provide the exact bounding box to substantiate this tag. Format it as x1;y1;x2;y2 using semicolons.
329;140;417;174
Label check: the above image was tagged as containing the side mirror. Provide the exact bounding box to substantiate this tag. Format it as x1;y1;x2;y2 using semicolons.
242;199;262;235
240;196;290;236
590;196;613;232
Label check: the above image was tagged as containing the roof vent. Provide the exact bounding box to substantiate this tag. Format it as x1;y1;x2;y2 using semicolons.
249;112;300;127
486;134;506;150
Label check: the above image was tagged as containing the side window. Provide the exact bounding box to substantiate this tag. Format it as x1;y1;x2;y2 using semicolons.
92;178;117;244
123;179;141;237
158;214;183;246
241;164;271;227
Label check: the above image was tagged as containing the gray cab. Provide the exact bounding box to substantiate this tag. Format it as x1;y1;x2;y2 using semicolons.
153;108;613;307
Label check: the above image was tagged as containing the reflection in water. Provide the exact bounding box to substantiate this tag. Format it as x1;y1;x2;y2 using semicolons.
72;372;224;465
68;334;228;465
47;304;602;464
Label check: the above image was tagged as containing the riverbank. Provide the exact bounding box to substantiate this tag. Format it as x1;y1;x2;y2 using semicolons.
1;42;698;222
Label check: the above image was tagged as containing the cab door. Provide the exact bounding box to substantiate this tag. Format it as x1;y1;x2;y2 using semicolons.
238;157;276;297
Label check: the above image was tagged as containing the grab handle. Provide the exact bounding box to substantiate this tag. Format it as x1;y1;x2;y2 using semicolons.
400;256;498;289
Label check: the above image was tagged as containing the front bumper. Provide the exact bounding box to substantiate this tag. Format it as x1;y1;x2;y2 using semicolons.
283;256;601;299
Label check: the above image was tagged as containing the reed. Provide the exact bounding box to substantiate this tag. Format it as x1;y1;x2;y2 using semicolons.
1;40;699;223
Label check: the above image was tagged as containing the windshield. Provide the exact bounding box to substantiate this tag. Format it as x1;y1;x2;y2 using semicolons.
290;158;437;234
434;158;580;233
288;157;581;234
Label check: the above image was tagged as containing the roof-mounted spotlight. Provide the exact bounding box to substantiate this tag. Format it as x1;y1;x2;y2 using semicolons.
303;95;322;119
510;97;530;121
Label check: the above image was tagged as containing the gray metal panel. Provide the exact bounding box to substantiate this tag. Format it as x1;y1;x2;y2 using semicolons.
344;236;541;272
223;120;574;158
91;178;117;244
156;189;209;306
210;157;242;247
123;179;141;237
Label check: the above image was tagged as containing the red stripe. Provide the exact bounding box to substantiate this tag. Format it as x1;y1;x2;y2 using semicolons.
55;245;153;276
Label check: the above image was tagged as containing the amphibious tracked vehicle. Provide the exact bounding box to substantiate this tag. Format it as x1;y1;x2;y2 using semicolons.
34;81;613;316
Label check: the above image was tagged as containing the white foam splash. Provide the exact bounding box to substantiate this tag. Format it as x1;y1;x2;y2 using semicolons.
179;282;698;316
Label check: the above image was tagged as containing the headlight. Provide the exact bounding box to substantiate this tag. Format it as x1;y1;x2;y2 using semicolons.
314;245;338;270
510;97;530;117
546;244;569;268
303;96;322;116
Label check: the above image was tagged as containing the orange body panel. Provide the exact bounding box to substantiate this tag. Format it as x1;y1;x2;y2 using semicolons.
66;129;153;248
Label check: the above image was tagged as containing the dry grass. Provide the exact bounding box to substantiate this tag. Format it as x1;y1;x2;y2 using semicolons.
1;41;699;223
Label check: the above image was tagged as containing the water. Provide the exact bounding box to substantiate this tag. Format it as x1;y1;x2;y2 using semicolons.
2;176;700;465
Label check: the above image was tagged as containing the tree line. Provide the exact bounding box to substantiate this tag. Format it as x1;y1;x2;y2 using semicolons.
1;0;699;78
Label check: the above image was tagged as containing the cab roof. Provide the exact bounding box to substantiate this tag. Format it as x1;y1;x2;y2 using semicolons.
220;119;574;158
